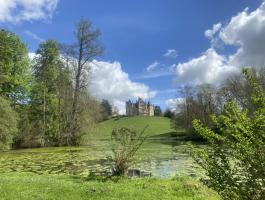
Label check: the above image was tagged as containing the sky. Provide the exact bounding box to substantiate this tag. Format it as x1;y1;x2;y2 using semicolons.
1;0;265;113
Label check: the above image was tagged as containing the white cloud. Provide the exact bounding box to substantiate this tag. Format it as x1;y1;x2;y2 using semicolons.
176;1;265;85
0;0;59;23
219;2;265;68
141;50;177;78
204;23;222;39
176;48;239;85
146;61;159;72
89;60;157;114
165;98;185;112
163;49;178;58
136;62;176;80
135;71;174;80
24;30;44;42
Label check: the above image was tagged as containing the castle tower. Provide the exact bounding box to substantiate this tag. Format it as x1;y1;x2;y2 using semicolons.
126;98;155;117
147;101;154;116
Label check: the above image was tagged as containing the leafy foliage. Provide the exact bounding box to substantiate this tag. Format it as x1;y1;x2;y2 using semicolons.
0;29;29;149
29;40;62;146
154;106;162;116
164;109;174;119
0;29;30;104
110;126;148;176
0;25;108;149
192;69;265;200
0;97;18;150
100;99;112;120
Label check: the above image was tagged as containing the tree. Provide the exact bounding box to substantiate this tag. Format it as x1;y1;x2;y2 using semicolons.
164;109;174;119
192;69;265;200
172;85;219;139
65;19;103;145
56;63;74;145
0;96;18;150
0;29;31;148
100;99;112;120
0;29;30;105
221;67;265;115
172;86;197;136
154;106;162;116
30;40;61;146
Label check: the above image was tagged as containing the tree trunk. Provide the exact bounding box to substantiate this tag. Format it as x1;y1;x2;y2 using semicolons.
69;40;83;145
42;87;46;147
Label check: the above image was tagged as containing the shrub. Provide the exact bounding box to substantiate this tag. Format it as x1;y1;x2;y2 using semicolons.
110;126;148;176
192;69;265;200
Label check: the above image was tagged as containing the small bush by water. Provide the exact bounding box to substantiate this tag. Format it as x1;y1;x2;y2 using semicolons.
110;127;148;176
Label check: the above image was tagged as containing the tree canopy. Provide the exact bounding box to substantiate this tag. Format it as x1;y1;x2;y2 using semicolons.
0;29;30;104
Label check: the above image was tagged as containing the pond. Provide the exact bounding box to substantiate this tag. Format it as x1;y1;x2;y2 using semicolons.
0;139;205;179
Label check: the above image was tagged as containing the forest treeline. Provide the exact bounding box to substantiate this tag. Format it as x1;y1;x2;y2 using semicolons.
0;19;113;149
172;66;265;139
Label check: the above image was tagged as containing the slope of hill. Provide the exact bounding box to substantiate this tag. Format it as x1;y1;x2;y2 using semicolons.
97;116;177;139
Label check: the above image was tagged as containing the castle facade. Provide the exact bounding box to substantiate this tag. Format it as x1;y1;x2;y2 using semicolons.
126;98;154;116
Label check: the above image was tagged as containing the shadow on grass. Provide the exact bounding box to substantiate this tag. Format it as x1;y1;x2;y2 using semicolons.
68;173;123;184
149;131;186;138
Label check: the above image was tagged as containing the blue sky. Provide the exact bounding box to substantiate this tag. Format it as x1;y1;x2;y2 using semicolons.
1;0;264;113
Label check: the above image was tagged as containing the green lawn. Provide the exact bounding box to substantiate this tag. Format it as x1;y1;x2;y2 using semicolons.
0;172;220;200
97;116;178;139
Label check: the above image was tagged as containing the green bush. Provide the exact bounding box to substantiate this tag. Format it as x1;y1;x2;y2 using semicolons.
110;126;148;176
192;69;265;200
0;96;18;150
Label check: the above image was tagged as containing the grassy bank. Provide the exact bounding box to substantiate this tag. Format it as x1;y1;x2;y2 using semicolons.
98;116;180;139
0;172;220;200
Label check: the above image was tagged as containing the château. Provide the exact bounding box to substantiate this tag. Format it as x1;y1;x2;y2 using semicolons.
126;98;155;116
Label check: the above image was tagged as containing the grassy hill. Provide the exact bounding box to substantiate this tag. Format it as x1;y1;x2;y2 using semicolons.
97;116;177;139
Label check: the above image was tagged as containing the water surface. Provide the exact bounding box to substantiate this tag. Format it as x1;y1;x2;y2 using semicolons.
0;140;205;178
